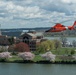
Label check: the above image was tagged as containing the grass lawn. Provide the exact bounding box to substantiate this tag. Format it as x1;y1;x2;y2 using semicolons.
8;55;23;62
8;55;45;62
51;47;76;55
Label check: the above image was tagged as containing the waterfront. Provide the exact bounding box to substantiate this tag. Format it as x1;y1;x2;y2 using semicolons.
44;36;76;43
0;63;76;75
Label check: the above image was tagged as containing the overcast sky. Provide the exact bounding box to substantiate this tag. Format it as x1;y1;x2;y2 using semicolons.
0;0;76;29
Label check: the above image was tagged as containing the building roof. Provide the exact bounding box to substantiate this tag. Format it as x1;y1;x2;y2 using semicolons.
35;32;43;36
27;33;36;37
21;32;43;37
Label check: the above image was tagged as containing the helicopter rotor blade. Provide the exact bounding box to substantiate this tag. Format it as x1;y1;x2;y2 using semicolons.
60;19;72;23
50;19;74;24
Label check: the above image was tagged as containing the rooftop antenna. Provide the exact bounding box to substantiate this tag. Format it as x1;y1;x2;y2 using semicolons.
0;24;2;35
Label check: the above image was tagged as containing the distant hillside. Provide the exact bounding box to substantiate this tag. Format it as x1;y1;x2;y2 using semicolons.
2;31;22;37
1;27;50;32
0;27;50;37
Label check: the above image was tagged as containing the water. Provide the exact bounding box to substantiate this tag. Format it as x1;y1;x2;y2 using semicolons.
0;63;76;75
44;37;76;42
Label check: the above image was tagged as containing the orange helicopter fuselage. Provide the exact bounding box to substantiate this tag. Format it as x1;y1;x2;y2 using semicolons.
45;21;76;32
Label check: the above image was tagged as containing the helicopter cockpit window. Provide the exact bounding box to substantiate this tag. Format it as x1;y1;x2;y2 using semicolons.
51;28;55;30
62;25;65;27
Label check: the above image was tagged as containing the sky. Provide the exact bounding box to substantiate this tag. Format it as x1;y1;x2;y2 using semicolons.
0;0;76;29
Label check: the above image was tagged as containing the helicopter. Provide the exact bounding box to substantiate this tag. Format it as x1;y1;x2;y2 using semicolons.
45;21;76;32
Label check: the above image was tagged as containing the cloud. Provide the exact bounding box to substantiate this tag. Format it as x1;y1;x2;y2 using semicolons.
62;0;76;3
36;0;74;15
0;0;76;28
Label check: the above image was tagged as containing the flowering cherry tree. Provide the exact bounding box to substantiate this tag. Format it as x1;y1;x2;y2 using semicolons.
40;51;56;61
18;52;35;60
0;52;12;60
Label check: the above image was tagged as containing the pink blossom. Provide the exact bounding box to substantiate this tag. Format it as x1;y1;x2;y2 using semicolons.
18;52;35;60
0;52;12;59
40;51;56;61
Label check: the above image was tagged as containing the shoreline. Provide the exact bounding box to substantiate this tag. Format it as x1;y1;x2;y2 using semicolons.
0;60;76;64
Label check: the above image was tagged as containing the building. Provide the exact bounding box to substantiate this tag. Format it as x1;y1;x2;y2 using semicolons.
20;31;44;51
0;35;10;51
0;35;10;46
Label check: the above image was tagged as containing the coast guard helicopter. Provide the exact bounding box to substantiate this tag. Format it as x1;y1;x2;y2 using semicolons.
45;21;76;32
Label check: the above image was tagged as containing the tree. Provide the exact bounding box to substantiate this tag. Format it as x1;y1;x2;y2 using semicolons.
14;42;30;52
53;39;61;50
0;46;9;52
8;37;14;45
46;40;54;50
40;51;56;62
36;40;54;54
0;52;12;61
8;44;15;55
18;52;35;60
72;40;76;47
70;50;75;56
60;36;68;47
